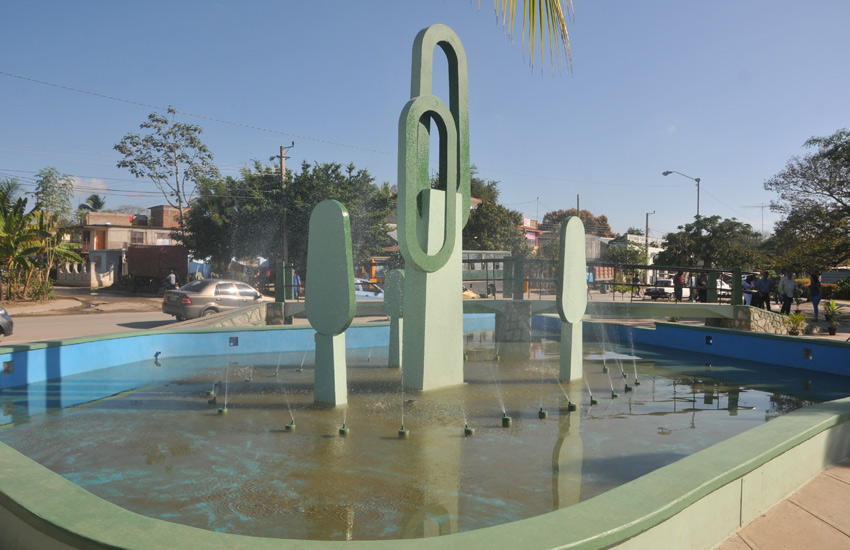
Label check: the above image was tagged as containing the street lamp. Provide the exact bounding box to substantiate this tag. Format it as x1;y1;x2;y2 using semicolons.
662;170;701;217
645;210;655;284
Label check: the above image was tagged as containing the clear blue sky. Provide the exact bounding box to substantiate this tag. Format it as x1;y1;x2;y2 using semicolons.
2;1;849;240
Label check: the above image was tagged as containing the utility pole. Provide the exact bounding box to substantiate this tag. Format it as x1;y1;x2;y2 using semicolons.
645;210;655;284
576;194;580;212
271;142;295;263
742;203;768;237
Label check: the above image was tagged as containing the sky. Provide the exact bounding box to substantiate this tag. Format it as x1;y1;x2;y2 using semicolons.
2;1;849;241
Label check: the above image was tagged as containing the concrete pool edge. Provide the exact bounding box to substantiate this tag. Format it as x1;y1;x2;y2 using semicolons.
2;396;849;549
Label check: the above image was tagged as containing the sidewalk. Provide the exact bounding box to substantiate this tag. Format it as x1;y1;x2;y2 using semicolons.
719;458;850;549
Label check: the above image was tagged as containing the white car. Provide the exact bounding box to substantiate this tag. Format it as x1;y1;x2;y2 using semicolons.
643;277;731;300
354;278;384;300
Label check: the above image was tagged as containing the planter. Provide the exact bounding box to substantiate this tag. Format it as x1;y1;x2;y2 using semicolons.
828;326;837;335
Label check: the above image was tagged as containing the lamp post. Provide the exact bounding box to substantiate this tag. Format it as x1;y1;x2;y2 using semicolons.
662;170;701;217
645;210;655;284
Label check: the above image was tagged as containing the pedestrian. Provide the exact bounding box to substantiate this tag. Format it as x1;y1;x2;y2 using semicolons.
166;270;177;289
696;272;708;303
779;272;797;315
742;274;756;306
755;271;772;311
809;274;822;321
632;274;641;298
673;271;684;302
293;273;302;300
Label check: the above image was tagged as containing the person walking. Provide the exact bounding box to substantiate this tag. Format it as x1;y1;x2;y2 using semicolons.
809;274;822;321
755;272;772;311
696;272;708;303
632;274;642;298
742;274;756;306
779;272;797;315
687;273;696;302
673;271;684;303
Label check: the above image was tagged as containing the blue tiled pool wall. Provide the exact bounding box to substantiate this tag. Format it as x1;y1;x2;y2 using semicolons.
532;315;850;376
0;314;496;392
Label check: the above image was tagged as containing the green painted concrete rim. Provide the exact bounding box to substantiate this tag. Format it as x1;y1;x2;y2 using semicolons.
2;384;849;548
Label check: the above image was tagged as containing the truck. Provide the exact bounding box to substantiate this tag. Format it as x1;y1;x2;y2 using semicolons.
126;245;188;294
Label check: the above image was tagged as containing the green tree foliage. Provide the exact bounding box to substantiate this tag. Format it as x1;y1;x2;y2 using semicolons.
0;198;49;299
655;215;761;269
115;107;220;235
761;203;850;274
469;166;500;203
0;178;22;209
34;166;75;225
601;241;645;265
764;128;850;270
182;161;394;273
79;194;106;212
542;208;614;237
462;199;527;254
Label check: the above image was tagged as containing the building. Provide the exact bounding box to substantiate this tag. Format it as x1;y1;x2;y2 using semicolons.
73;205;183;252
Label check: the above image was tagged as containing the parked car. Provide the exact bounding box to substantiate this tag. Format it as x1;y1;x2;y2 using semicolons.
162;278;271;321
354;278;384;300
643;278;731;301
0;306;13;337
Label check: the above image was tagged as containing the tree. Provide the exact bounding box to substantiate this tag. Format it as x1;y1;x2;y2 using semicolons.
0;198;48;300
115;106;219;236
624;227;644;236
0;178;22;209
463;200;527;254
79;194;106;212
602;241;645;266
764;128;850;270
655;215;762;269
542;208;614;237
182;161;395;273
34;167;75;225
761;202;850;274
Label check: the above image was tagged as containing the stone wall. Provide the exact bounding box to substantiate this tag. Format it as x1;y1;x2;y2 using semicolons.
495;300;532;342
706;305;803;335
56;261;114;289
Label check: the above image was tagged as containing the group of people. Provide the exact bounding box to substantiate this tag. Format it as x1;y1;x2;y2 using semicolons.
742;271;822;319
672;271;709;302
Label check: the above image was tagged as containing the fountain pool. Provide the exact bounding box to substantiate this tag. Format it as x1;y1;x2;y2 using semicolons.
2;328;847;542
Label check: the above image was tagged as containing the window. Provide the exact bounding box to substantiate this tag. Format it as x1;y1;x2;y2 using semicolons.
235;283;259;297
215;283;237;296
156;232;171;245
130;231;144;244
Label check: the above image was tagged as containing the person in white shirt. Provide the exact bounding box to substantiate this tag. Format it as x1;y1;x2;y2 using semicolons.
779;272;797;315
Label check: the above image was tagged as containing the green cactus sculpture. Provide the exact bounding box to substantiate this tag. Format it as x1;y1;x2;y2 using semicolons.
306;200;355;405
397;24;471;391
556;217;588;380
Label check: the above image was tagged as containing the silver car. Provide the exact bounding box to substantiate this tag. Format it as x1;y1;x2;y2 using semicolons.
0;306;12;337
162;278;268;321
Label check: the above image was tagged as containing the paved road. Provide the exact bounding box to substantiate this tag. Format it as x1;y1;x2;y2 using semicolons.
1;311;177;346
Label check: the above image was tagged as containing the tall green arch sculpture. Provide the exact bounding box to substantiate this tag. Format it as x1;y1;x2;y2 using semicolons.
397;24;471;391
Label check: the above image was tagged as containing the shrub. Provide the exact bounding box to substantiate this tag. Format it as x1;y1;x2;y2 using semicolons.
833;278;850;300
28;279;56;302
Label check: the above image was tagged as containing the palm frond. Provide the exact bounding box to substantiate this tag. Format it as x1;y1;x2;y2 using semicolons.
487;0;573;73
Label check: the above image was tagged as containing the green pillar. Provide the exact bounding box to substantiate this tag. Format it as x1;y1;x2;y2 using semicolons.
502;257;514;299
305;200;355;406
707;272;718;303
512;255;526;300
385;269;404;368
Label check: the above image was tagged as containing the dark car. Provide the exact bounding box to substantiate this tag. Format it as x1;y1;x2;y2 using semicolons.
0;306;12;337
162;278;270;321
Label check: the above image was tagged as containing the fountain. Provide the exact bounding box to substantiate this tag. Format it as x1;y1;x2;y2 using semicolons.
1;23;850;550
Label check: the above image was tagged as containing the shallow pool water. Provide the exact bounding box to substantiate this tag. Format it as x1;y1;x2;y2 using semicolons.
1;331;848;540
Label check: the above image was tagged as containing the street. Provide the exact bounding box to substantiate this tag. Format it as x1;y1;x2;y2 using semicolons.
1;311;176;346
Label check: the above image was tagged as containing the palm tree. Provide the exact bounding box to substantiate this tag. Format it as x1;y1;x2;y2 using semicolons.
0;177;22;210
0;198;49;300
492;0;573;72
79;193;107;212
